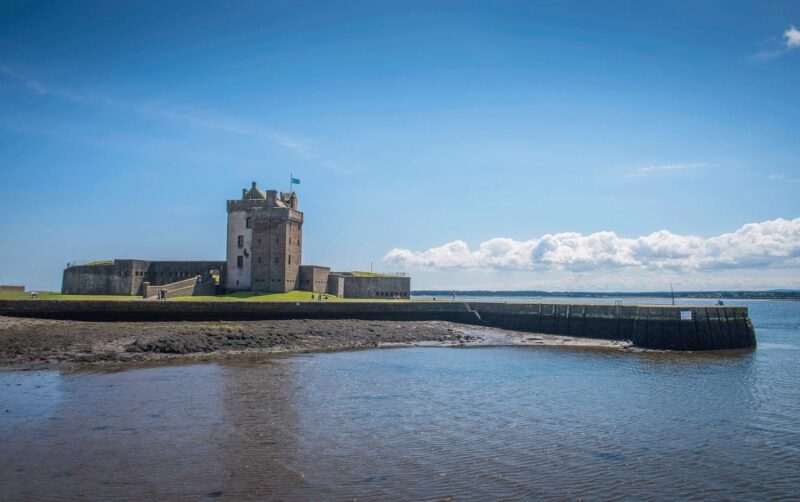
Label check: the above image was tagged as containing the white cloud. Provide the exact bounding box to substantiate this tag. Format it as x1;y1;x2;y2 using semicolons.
769;174;785;180
786;26;800;48
753;25;800;60
627;163;714;178
384;217;800;273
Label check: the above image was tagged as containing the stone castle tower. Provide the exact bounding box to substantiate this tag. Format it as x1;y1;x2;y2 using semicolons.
226;181;303;292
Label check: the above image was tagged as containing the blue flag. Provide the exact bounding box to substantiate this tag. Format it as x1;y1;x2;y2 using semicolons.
291;177;300;185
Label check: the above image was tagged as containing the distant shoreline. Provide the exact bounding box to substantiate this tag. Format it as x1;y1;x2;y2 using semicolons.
413;290;800;300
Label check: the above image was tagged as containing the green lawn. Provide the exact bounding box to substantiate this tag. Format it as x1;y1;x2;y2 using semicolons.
350;271;394;277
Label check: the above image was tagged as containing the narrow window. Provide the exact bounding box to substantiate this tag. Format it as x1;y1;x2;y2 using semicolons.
258;257;261;264
288;255;291;265
237;235;244;248
237;256;243;268
274;257;279;264
246;217;252;229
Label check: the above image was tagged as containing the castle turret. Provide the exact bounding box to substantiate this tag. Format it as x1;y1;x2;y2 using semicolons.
225;181;303;293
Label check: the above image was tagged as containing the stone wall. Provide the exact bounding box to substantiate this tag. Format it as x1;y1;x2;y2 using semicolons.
298;265;330;294
326;274;345;297
340;275;411;299
0;299;756;351
142;276;217;299
146;261;223;286
62;260;224;296
250;208;303;293
0;298;481;324
225;208;253;291
0;285;25;293
62;260;150;296
467;302;756;351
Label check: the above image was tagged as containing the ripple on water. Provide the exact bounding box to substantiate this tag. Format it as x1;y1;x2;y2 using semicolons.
1;297;799;500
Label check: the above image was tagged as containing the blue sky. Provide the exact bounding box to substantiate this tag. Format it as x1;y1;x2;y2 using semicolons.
1;1;799;291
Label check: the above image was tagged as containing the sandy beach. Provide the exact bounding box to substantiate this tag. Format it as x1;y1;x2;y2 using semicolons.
0;315;632;370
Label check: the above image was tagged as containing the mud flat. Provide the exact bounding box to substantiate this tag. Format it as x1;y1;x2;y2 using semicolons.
0;316;630;370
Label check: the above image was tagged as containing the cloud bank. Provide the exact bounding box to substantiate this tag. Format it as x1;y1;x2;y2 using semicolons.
384;218;800;274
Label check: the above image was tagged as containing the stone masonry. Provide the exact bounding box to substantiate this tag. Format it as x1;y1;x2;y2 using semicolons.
62;181;411;298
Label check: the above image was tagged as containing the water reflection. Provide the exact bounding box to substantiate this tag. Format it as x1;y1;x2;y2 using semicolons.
2;295;800;500
1;341;797;500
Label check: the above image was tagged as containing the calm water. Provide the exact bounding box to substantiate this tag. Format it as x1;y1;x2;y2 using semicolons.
2;298;799;500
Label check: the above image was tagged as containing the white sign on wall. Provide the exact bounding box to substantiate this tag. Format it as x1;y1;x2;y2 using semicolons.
680;311;693;321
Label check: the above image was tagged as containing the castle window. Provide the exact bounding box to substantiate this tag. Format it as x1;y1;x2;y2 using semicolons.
274;257;279;264
288;255;291;265
237;235;244;248
258;257;261;264
246;217;252;229
237;256;243;268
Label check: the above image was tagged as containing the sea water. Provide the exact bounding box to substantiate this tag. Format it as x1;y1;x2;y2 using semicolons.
1;298;798;500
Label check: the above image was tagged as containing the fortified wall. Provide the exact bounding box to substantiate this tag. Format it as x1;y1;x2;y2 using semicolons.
0;299;756;351
327;273;411;299
62;260;224;296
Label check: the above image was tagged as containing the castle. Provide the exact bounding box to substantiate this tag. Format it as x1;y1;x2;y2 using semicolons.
225;182;303;292
62;182;410;299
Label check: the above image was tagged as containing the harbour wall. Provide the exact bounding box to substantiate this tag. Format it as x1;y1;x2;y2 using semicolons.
467;302;755;351
0;300;756;351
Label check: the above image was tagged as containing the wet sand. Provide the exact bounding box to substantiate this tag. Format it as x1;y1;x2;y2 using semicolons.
0;315;632;370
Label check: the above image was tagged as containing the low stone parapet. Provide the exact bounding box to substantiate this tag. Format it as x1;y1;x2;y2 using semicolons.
0;300;756;351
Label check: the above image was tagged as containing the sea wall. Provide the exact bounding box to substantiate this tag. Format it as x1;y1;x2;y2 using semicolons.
0;299;481;324
467;302;756;351
0;300;756;351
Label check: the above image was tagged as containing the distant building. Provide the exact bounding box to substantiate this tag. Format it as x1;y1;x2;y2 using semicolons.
61;181;410;299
